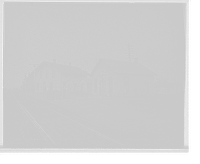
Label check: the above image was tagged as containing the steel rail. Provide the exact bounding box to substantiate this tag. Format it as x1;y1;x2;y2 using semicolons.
15;93;124;146
12;93;57;145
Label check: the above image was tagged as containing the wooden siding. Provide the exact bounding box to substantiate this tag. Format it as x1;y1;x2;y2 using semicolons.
92;63;154;96
35;65;60;93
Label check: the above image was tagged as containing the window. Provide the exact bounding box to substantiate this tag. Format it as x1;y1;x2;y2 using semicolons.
46;70;49;79
37;83;39;91
40;70;42;79
52;69;56;78
124;76;129;94
94;79;97;93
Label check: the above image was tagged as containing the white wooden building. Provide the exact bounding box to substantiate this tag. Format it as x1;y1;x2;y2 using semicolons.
90;58;156;96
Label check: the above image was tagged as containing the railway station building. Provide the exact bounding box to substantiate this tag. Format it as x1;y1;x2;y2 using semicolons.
90;58;157;97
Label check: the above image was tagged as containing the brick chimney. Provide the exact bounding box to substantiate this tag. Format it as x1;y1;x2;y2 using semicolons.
134;57;138;64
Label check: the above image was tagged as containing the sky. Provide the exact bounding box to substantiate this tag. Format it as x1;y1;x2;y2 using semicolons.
3;2;186;88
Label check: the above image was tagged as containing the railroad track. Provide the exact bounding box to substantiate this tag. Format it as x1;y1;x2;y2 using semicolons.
13;93;131;147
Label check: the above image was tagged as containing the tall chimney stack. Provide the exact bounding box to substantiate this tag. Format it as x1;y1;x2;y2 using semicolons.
134;57;138;64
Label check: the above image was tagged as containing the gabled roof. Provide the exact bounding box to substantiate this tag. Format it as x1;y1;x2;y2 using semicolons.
27;61;89;78
91;58;156;76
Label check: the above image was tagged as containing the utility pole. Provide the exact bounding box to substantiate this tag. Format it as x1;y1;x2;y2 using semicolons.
125;43;133;61
29;64;39;93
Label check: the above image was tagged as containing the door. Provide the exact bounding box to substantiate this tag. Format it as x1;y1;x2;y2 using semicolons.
109;76;113;97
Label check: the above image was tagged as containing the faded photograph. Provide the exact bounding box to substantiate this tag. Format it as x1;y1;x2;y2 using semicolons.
2;2;186;149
